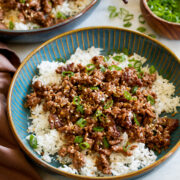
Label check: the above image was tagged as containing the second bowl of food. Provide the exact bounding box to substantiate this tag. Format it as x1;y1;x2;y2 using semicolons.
0;0;99;43
8;27;180;179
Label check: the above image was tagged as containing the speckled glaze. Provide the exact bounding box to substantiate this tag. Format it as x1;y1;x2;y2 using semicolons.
0;0;99;43
8;27;180;180
140;0;180;40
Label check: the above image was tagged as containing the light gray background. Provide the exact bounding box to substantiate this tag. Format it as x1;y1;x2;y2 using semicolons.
7;0;180;179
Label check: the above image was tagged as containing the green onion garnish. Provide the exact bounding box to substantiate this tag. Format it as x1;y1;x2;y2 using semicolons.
29;134;37;149
74;136;83;143
79;142;90;150
122;48;129;55
95;110;102;117
123;141;130;152
134;61;142;70
131;86;138;94
76;118;87;128
104;56;110;62
104;100;113;109
149;65;156;74
123;21;132;27
147;95;155;105
9;21;14;30
133;113;140;126
86;64;95;71
76;104;84;114
124;91;132;100
108;6;119;18
128;64;133;67
56;12;67;19
100;65;106;72
123;14;134;22
148;34;156;39
113;55;126;62
103;137;110;148
108;65;122;71
93;126;104;132
20;0;26;3
62;71;74;77
55;57;66;63
73;96;80;105
90;86;99;90
137;27;146;33
138;14;145;24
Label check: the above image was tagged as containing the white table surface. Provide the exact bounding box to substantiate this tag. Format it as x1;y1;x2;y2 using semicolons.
6;0;180;179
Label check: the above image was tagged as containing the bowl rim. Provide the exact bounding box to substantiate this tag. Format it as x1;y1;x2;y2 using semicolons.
0;0;98;34
142;0;180;26
7;26;180;180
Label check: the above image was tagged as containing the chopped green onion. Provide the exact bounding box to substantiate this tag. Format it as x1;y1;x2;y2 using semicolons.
104;56;110;62
113;55;126;62
132;97;137;101
138;14;145;24
108;6;119;18
73;96;80;105
103;137;110;148
76;104;84;114
128;58;136;62
93;126;104;132
56;11;67;19
20;0;26;3
90;86;99;90
104;100;113;109
123;21;132;27
123;141;130;152
86;64;95;71
119;8;129;18
79;142;90;150
133;113;140;126
62;71;74;77
74;136;83;143
124;91;132;100
100;65;106;72
131;86;138;94
134;61;142;71
108;65;122;71
123;14;134;22
137;27;146;33
147;95;155;105
29;134;37;149
148;34;156;39
149;65;156;74
128;64;133;67
55;57;66;63
76;118;87;128
95;110;102;117
9;21;14;30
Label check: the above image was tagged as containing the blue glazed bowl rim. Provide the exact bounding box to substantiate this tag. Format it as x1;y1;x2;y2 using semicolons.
0;0;98;34
7;26;180;179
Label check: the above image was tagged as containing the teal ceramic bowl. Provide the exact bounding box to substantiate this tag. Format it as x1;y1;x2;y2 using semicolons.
8;27;180;180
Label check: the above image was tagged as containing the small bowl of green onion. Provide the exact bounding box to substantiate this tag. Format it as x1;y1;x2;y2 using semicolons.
140;0;180;39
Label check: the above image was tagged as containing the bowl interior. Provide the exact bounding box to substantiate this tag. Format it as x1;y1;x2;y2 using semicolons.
9;27;180;177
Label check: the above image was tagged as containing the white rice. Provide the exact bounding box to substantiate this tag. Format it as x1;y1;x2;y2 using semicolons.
27;47;180;176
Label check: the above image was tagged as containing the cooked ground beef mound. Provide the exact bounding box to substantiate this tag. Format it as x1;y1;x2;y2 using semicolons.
25;56;178;174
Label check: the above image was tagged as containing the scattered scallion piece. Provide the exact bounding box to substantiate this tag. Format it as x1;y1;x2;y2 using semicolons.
108;65;122;71
123;141;130;152
128;64;133;67
86;64;95;71
55;57;66;63
76;118;87;128
108;6;119;18
147;95;155;105
119;8;129;19
113;55;126;62
138;14;145;24
74;136;83;143
137;27;146;33
133;113;140;126
79;142;90;150
122;48;129;55
73;96;80;105
56;11;67;19
134;61;142;71
149;65;156;74
104;100;113;109
124;91;132;100
62;71;74;77
100;65;106;72
29;134;37;149
123;21;132;27
9;21;14;30
90;86;99;90
104;56;110;62
148;34;157;39
93;126;104;132
123;14;134;22
76;104;84;114
20;0;26;3
95;110;102;117
103;137;110;148
131;86;138;94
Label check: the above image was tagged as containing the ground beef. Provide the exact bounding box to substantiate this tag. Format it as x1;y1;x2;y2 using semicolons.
25;55;178;174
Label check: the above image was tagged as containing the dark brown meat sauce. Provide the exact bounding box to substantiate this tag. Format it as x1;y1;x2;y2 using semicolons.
25;56;178;174
0;0;77;29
